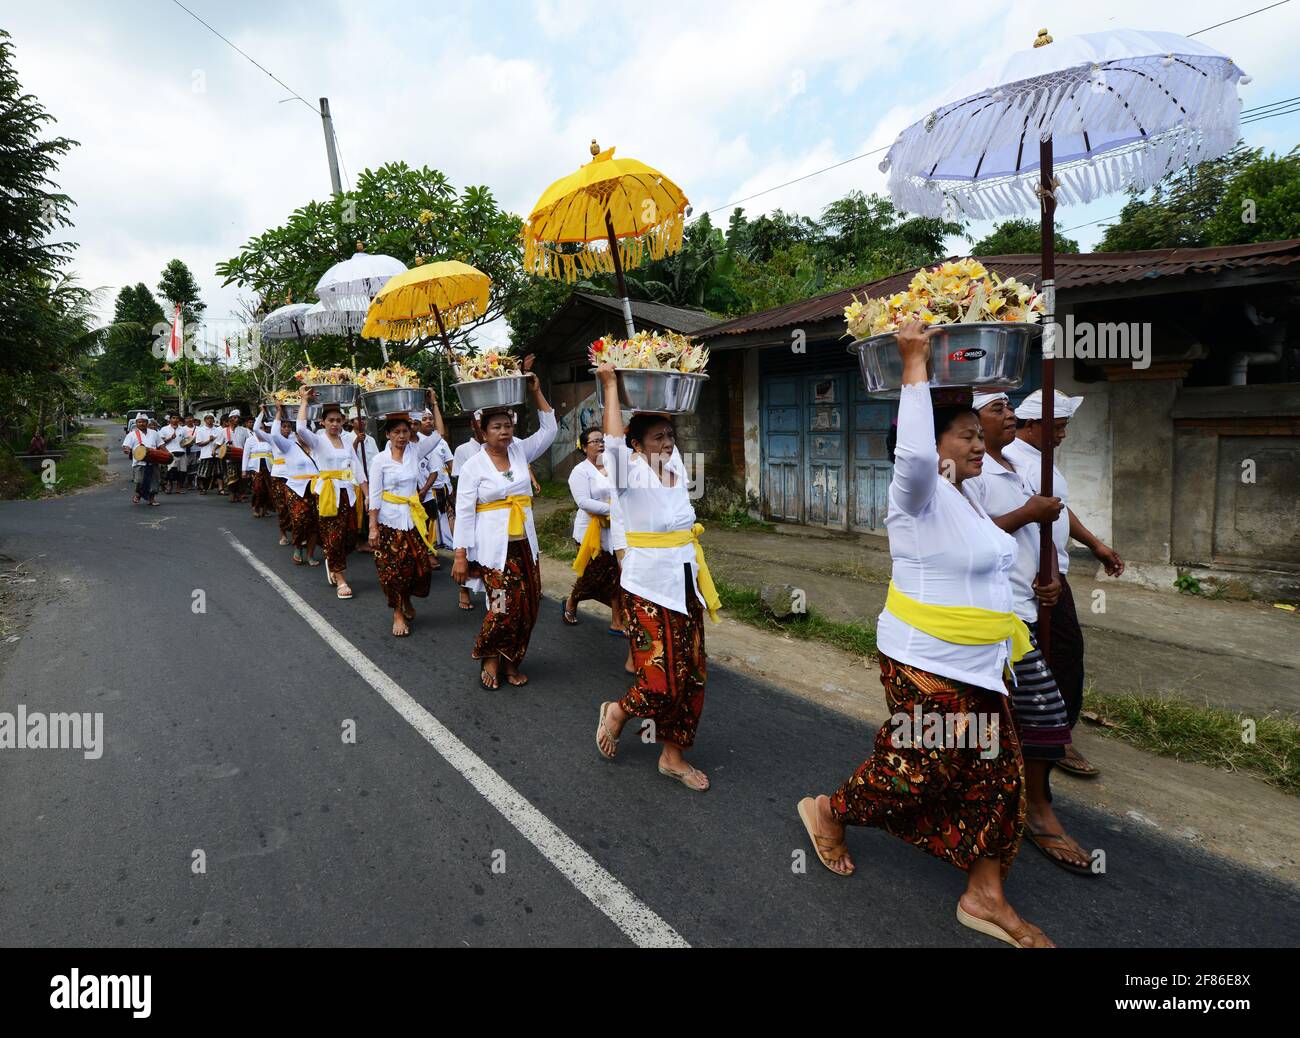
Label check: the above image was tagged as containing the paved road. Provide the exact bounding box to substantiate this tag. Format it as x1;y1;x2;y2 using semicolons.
0;424;1296;947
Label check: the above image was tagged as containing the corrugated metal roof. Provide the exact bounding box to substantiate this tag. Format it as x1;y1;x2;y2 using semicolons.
698;239;1300;340
572;292;719;333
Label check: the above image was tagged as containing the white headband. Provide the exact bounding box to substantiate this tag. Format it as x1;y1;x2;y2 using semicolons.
1015;389;1084;420
972;392;1009;411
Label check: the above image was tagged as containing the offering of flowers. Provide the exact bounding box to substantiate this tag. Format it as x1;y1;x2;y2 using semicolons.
356;362;422;390
454;351;524;383
587;330;708;373
293;365;354;386
844;258;1044;339
271;389;302;405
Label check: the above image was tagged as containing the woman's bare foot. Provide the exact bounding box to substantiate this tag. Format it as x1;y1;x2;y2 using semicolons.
596;701;626;757
391;609;410;637
957;887;1055;948
502;659;528;686
457;588;474;610
480;657;500;689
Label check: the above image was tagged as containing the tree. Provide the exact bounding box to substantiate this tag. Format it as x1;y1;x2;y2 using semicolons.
1202;146;1300;246
87;283;166;412
503;276;573;352
218;163;523;361
818;191;964;271
0;29;78;376
1099;143;1260;251
973;218;1080;255
157;258;206;326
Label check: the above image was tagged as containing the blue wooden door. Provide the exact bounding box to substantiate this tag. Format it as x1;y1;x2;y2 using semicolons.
762;377;801;522
805;375;846;528
851;374;894;530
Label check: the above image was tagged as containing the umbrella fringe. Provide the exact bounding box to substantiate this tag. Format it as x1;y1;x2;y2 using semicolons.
521;214;685;282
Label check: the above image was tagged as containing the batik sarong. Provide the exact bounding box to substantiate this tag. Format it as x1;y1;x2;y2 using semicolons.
318;495;357;572
286;484;318;549
271;478;291;536
830;655;1025;876
618;565;707;749
251;461;274;512
471;539;541;664
569;548;618;608
375;524;432;608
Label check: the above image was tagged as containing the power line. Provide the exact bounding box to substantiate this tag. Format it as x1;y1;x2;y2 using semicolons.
702;2;1291;222
1188;0;1292;36
703;146;890;216
1242;94;1300;115
168;0;316;114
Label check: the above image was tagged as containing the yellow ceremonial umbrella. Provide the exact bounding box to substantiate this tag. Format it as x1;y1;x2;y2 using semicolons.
361;259;491;359
523;140;689;336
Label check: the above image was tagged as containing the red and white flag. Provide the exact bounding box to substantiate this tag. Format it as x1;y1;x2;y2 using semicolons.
224;337;232;359
168;304;183;359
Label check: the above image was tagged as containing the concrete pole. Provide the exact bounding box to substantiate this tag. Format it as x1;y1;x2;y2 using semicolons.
320;98;343;197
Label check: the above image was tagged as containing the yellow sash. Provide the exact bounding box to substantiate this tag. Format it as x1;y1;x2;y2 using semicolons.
311;469;353;518
476;494;532;537
382;491;434;549
273;458;286;466
572;514;611;576
624;524;721;623
884;580;1031;664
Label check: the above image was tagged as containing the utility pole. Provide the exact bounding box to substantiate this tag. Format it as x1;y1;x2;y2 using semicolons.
319;98;343;197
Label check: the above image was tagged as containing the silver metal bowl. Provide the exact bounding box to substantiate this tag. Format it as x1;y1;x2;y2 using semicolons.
362;388;427;417
848;322;1039;398
306;383;358;406
453;375;527;413
588;368;708;415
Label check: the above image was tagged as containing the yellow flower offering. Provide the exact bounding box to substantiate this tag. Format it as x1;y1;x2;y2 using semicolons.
845;259;1044;339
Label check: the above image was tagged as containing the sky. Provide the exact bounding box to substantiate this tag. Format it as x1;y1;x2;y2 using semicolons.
10;0;1300;350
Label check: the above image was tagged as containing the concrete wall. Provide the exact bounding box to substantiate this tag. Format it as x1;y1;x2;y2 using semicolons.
1055;363;1112;545
1109;379;1179;565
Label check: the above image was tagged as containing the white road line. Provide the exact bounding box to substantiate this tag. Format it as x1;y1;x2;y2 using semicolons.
221;528;688;949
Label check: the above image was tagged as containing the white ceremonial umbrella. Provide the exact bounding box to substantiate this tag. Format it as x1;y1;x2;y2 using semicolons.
302;300;367;337
879;26;1250;650
259;302;312;341
314;244;408;313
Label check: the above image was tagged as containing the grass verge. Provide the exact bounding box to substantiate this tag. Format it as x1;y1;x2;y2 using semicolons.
1083;689;1299;794
715;579;877;658
19;443;108;498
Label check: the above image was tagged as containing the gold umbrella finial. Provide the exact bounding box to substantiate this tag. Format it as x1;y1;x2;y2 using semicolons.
1034;28;1052;47
590;139;601;157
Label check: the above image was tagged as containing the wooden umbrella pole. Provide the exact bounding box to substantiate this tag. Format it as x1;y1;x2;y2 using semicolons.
605;213;636;338
431;302;457;365
1037;136;1057;657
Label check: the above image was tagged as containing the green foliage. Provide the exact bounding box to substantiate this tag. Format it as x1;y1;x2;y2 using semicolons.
1099;143;1279;251
1084;688;1300;794
973;218;1080;255
502;277;573;354
506;189;966;341
0;29;78;378
217;163;523;360
1174;572;1204;596
157;259;206;326
1202;147;1300;245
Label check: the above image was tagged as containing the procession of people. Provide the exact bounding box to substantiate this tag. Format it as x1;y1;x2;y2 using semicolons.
118;326;1126;951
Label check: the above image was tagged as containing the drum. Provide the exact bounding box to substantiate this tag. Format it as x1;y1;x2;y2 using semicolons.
145;447;173;465
131;443;148;462
216;442;228;460
180;436;195;449
227;446;244;462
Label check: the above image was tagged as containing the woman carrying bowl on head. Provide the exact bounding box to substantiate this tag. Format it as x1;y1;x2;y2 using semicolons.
450;373;557;689
256;404;320;567
367;401;446;638
562;427;625;635
591;363;722;792
795;320;1051;948
298;391;360;600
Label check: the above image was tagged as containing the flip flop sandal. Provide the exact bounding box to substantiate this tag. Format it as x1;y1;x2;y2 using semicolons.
292;551;305;565
561;604;579;625
307;558;322;567
326;569;337;586
1026;830;1096;877
607;627;625;636
595;702;617;759
956;905;1043;948
658;763;709;791
1056;753;1100;778
796;797;853;875
458;601;476;611
336;585;353;600
479;663;499;690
